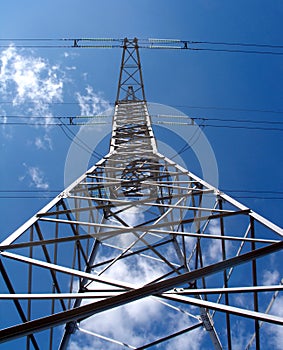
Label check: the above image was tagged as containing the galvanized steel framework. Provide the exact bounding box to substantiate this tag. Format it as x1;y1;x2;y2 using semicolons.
0;38;282;349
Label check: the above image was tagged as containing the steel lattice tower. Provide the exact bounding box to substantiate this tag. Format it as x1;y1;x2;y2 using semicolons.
0;38;282;350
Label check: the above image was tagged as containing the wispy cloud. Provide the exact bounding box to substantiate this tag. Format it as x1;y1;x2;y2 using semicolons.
206;220;222;262
264;295;283;349
68;253;206;349
68;256;175;349
34;134;53;150
0;45;64;147
231;320;253;350
165;314;205;350
204;220;233;264
76;85;110;116
0;45;63;113
20;163;49;189
262;269;280;285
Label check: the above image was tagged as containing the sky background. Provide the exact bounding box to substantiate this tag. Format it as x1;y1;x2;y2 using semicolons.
0;1;282;349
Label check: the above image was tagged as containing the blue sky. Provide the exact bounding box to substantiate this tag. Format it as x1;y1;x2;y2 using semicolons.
1;1;283;229
0;1;282;349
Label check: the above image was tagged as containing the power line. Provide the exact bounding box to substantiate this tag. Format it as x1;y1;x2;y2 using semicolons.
1;116;283;131
174;105;283;115
188;40;283;49
1;122;282;131
186;47;283;56
0;37;283;55
59;124;103;160
2;114;283;125
195;117;283;125
1;102;282;115
198;123;283;131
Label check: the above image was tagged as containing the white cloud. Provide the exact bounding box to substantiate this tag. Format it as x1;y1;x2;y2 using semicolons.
68;257;165;349
231;320;253;350
20;163;49;189
66;66;77;71
0;45;65;147
264;296;283;349
35;134;53;150
70;301;205;350
206;220;222;262
204;220;233;264
0;46;63;121
164;314;205;350
262;269;280;286
76;85;110;116
67;247;208;350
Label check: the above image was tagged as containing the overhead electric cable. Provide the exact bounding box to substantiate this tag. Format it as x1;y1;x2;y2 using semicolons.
1;101;282;116
0;37;283;55
59;124;103;160
188;40;283;49
0;115;283;131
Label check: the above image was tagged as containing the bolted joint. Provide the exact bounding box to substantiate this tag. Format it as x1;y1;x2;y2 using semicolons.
64;321;78;335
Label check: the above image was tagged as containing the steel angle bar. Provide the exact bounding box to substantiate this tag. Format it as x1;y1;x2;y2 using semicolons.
0;241;282;343
36;204;99;217
134;323;203;350
1;155;111;246
46;209;253;241
78;327;136;349
38;217;134;230
0;195;62;246
99;239;179;267
156;151;283;238
156;297;200;320
0;251;134;290
219;192;283;235
68;189;215;210
97;228;151;275
155;151;217;189
170;284;283;295
0;291;124;299
0;232;96;251
0;260;40;350
147;228;279;244
91;239;179;268
246;278;283;350
157;151;282;236
161;294;283;325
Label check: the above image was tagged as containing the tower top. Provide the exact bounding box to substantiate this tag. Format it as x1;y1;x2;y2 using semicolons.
115;38;146;104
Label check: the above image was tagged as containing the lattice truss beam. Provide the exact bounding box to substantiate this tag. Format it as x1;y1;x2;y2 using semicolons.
0;38;282;350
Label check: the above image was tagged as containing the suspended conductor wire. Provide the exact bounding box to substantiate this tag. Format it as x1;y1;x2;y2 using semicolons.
59;124;103;160
169;124;205;161
0;37;283;55
1;102;283;115
1;119;283;131
188;47;283;55
188;40;283;49
2;113;283;127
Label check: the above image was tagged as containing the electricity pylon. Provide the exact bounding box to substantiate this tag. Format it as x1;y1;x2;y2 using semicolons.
0;38;282;350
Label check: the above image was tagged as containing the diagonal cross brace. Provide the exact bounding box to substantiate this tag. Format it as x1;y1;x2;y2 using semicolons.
0;240;282;343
